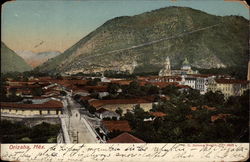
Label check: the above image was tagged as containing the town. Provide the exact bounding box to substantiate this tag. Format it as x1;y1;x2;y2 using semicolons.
1;58;249;143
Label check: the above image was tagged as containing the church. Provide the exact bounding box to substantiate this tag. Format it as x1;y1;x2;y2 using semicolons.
159;57;198;76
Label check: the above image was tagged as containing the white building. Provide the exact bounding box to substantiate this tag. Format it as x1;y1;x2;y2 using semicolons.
180;75;196;89
195;75;215;94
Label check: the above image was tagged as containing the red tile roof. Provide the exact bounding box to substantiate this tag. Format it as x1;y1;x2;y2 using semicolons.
83;86;108;92
102;120;132;132
202;105;217;111
107;132;145;143
79;96;92;101
73;89;89;93
149;112;167;117
211;114;231;122
0;100;63;109
111;80;133;85
190;107;197;111
215;79;248;84
6;85;41;89
90;97;155;108
189;74;215;78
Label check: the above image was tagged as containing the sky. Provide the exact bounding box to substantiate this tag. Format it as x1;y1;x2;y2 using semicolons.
1;0;249;53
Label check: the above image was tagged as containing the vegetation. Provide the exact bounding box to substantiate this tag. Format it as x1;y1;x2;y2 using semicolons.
86;78;101;86
195;66;248;80
1;42;32;73
118;88;249;143
104;70;136;79
36;7;248;75
104;81;159;99
0;121;60;143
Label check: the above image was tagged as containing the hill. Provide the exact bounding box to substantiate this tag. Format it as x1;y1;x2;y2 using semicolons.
36;6;249;74
1;42;32;73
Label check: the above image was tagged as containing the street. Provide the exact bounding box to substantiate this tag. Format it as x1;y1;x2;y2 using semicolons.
65;95;99;143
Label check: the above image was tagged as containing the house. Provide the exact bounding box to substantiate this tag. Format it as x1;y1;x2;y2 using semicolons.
0;100;63;116
149;111;167;117
101;120;132;134
208;79;249;98
144;111;167;121
95;108;120;120
89;97;155;113
211;114;231;122
144;76;182;83
73;89;90;97
107;132;145;143
111;80;133;85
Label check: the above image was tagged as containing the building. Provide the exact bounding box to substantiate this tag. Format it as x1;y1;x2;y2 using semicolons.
208;79;249;98
181;76;196;89
141;76;182;83
159;57;198;76
101;120;132;134
107;132;145;143
159;57;172;76
95;108;120;120
193;74;216;94
89;97;155;113
0;100;63;116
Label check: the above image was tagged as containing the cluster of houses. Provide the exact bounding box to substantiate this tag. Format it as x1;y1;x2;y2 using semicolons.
157;57;249;96
1;61;249;142
1;69;249;118
1;77;67;117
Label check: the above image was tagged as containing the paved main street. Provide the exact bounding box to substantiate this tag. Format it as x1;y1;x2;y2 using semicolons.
63;94;100;143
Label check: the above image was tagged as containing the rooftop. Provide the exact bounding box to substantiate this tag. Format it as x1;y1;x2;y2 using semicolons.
1;100;63;109
211;114;231;122
149;111;167;117
102;120;132;132
107;132;145;143
89;96;155;108
215;79;248;84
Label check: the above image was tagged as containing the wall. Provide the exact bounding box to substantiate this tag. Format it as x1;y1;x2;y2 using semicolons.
1;108;62;116
98;103;153;114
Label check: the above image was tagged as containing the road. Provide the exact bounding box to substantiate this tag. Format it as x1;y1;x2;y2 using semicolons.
65;95;99;143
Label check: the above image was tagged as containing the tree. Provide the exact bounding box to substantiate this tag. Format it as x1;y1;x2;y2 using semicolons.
87;78;101;86
133;105;150;120
162;85;180;97
108;83;120;95
204;91;225;106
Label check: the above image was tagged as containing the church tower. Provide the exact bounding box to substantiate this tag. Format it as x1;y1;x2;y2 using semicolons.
159;56;172;76
164;57;171;70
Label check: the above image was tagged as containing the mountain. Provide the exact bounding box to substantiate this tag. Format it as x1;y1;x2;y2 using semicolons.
16;51;61;67
36;6;249;74
1;42;32;73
